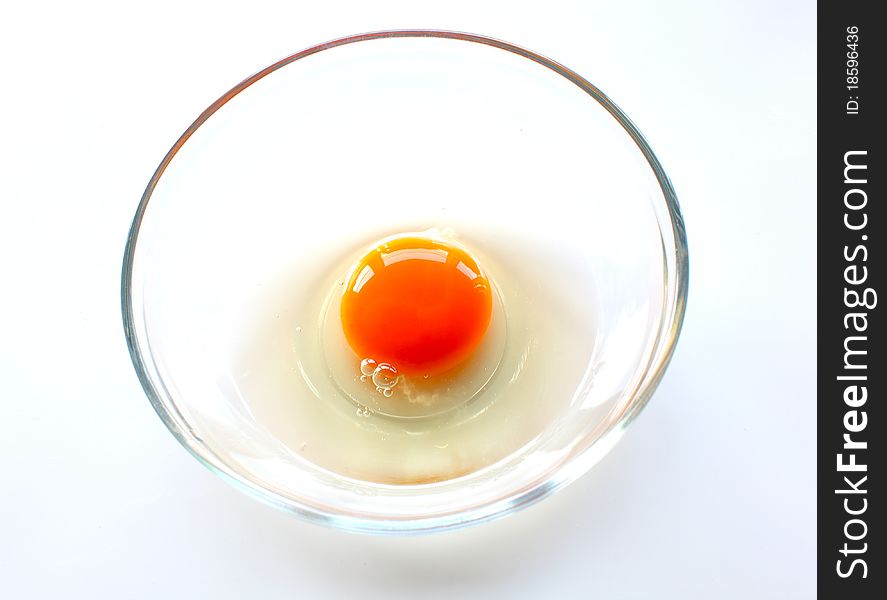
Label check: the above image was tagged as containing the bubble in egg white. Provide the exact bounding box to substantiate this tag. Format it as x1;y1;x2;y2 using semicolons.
371;363;400;394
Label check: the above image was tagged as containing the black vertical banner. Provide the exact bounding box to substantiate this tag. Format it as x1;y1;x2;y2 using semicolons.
818;2;884;597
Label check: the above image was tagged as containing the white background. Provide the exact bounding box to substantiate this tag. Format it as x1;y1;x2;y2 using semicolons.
0;1;815;598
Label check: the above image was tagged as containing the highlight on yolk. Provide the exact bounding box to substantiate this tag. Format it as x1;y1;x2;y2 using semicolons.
340;235;493;379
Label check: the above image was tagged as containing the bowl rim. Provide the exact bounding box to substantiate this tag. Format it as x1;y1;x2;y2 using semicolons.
121;29;689;535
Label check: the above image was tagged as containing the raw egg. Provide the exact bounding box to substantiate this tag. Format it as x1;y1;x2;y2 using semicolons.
340;235;493;379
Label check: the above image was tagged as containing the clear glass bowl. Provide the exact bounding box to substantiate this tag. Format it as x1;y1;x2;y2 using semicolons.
122;30;688;534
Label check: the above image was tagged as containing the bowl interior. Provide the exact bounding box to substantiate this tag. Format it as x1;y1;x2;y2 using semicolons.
124;32;686;533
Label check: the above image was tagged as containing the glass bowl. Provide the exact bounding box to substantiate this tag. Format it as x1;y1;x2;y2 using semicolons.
122;30;688;534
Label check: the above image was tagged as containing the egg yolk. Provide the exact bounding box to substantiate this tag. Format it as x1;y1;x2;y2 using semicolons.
340;235;493;377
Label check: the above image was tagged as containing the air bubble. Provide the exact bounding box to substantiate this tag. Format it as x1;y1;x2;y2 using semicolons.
360;358;377;376
372;363;399;394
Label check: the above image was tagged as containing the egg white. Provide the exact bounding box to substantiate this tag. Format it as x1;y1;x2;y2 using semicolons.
228;227;599;484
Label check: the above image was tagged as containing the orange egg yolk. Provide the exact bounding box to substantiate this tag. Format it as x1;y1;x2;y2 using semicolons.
340;235;493;377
